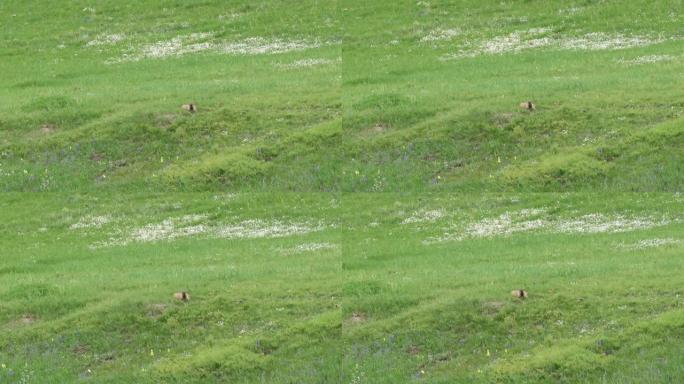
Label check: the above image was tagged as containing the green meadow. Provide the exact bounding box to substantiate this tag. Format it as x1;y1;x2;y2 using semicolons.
1;0;683;383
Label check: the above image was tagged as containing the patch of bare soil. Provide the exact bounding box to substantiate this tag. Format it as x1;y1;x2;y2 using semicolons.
90;152;105;162
481;301;506;317
346;312;367;325
406;345;422;355
73;344;89;355
156;113;178;129
361;123;390;137
491;112;514;128
40;124;56;134
146;303;168;318
7;313;38;328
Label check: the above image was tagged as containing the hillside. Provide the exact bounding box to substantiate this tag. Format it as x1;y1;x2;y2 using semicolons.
3;192;684;383
1;1;683;192
0;1;341;192
2;1;684;383
341;0;684;191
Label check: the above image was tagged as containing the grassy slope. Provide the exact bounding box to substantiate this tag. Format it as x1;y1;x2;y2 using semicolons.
2;193;683;383
1;0;683;192
342;193;684;383
1;193;342;383
1;0;684;383
341;0;684;192
0;0;341;192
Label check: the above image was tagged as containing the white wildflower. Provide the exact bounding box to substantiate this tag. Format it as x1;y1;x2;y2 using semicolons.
280;242;339;255
618;54;675;65
423;209;672;244
402;209;446;224
619;238;680;250
86;33;126;47
442;30;668;60
105;34;335;64
275;58;339;69
70;215;112;230
421;28;461;42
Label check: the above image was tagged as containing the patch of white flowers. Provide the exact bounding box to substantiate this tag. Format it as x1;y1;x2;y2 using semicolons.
401;209;447;224
101;32;336;64
275;58;339;69
559;32;663;50
558;7;584;16
70;215;112;230
86;33;126;47
0;163;14;177
130;214;208;242
421;28;461;42
218;13;241;21
212;193;238;201
617;54;676;65
441;29;670;60
88;214;328;249
619;238;681;250
279;242;339;255
294;242;338;251
213;219;325;239
424;209;674;244
222;37;326;55
553;214;667;234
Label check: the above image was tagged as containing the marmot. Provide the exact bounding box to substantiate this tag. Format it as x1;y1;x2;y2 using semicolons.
181;104;197;113
174;291;190;301
519;101;535;111
511;289;528;299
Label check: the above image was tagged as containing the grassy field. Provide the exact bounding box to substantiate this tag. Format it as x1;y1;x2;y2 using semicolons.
341;193;684;383
0;0;341;192
1;0;684;383
2;0;683;192
2;193;683;382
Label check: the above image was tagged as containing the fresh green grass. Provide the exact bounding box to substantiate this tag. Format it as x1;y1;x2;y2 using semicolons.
339;0;684;192
1;193;683;382
1;193;343;383
341;193;684;383
0;0;341;192
2;0;683;191
2;0;684;383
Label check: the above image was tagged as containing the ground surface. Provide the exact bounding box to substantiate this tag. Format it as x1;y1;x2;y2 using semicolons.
1;1;683;383
2;193;684;382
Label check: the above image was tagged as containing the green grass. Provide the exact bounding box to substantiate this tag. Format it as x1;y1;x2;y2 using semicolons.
1;0;684;383
339;0;684;192
341;193;684;383
2;193;683;382
2;0;683;191
1;193;342;383
0;0;341;192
